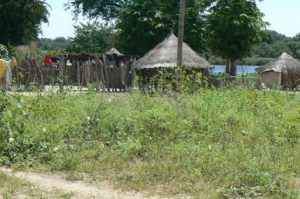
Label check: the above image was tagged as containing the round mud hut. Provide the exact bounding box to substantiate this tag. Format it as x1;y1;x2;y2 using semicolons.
133;33;210;89
256;52;300;89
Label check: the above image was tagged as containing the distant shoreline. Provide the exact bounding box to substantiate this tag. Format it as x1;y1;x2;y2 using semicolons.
209;57;273;66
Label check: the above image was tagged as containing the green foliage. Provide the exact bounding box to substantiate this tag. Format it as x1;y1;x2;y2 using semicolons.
67;22;115;53
38;37;72;51
143;68;208;94
237;57;273;66
0;90;299;198
67;0;215;55
207;0;266;72
251;31;300;59
0;0;50;45
209;55;273;66
116;0;213;55
263;30;287;44
65;0;300;63
211;30;300;64
66;0;128;21
0;44;9;58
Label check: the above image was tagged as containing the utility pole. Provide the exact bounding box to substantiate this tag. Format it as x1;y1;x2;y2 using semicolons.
177;0;186;67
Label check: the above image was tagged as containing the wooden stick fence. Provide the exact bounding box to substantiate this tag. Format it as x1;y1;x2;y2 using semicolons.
14;54;133;92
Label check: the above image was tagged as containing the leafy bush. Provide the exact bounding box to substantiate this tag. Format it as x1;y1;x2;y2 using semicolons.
0;90;299;198
140;67;208;94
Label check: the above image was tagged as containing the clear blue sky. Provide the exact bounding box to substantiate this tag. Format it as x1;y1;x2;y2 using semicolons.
40;0;300;39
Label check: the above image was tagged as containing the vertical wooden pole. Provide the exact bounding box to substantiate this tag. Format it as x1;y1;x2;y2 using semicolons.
40;63;45;92
77;60;80;89
103;55;110;92
58;56;65;92
175;0;186;91
177;0;186;67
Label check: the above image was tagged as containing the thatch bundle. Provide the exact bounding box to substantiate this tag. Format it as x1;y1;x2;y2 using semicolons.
133;33;210;70
256;52;300;89
106;48;124;57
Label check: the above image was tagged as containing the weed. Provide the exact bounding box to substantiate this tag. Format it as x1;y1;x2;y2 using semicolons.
0;89;299;198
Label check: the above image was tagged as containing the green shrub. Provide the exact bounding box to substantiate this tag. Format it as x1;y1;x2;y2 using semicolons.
0;90;299;198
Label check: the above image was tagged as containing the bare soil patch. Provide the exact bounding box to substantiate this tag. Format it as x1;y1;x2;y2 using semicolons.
0;167;186;199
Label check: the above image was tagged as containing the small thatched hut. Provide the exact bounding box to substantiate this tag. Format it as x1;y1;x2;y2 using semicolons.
106;48;124;57
133;33;210;89
256;52;300;89
105;48;129;90
105;48;126;68
134;33;210;70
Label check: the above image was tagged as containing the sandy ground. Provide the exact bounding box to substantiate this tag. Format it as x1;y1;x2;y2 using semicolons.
0;167;187;199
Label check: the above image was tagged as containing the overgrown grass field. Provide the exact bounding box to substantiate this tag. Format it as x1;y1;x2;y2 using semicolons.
0;89;299;198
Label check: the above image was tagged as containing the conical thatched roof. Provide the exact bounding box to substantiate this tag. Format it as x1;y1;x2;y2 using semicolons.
106;48;124;56
134;33;210;70
256;52;300;74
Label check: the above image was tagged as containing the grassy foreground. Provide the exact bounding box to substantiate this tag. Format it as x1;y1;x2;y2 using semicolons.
0;89;299;198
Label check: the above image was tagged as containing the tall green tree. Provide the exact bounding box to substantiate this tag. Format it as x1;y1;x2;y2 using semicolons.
264;30;286;44
67;0;214;55
0;0;50;45
66;0;128;21
67;22;114;53
293;33;300;41
207;0;266;76
250;30;300;59
118;0;214;55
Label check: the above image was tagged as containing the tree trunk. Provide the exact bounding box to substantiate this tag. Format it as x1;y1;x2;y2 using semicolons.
230;60;237;76
225;59;231;74
225;59;237;76
177;0;186;67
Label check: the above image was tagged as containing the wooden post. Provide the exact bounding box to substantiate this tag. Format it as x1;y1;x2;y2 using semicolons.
16;61;19;85
177;0;186;67
58;56;65;92
77;60;80;89
95;56;104;92
40;64;45;92
103;55;110;92
175;0;186;92
81;62;85;91
50;63;54;87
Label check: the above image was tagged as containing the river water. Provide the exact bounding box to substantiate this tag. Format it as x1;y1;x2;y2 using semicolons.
211;65;259;74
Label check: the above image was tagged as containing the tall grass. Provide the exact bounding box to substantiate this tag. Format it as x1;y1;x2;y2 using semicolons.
0;89;299;198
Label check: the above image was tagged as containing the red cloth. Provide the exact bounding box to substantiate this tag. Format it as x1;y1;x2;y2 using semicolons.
44;55;52;65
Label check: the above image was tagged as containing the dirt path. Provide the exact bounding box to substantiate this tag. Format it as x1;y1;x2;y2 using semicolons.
0;167;176;199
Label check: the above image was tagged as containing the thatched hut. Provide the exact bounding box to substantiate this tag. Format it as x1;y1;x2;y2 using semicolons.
134;33;210;70
105;48;129;90
105;48;126;67
106;48;124;57
133;33;210;89
256;52;300;89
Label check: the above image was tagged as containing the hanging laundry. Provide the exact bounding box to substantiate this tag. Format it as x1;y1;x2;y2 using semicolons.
51;57;60;63
66;60;72;66
44;55;52;65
